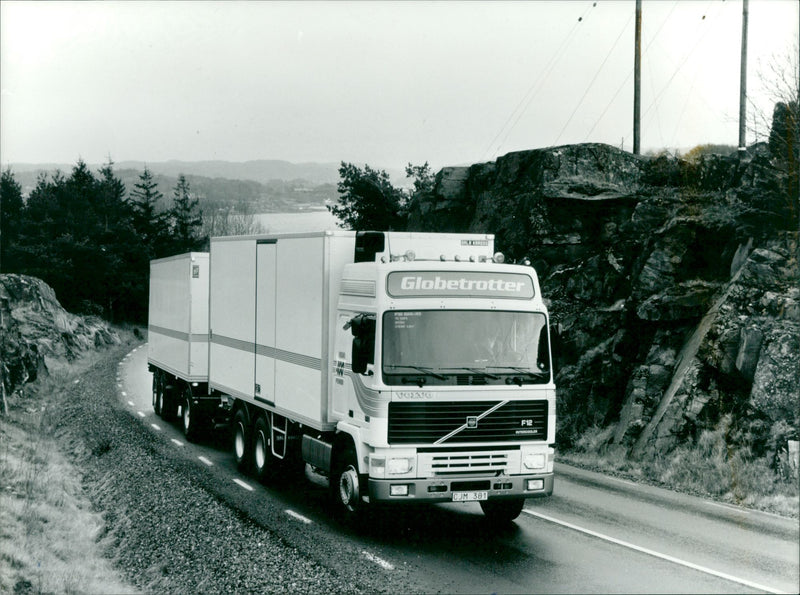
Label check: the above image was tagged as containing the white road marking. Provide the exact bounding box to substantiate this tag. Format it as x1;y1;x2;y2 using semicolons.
706;501;750;514
121;391;127;397
362;550;394;571
73;379;80;384
171;439;184;447
137;411;145;418
285;510;312;524
233;478;254;491
127;401;135;407
151;423;161;431
198;456;213;466
523;509;786;594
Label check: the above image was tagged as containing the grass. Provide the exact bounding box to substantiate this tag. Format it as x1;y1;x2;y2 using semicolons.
0;327;140;595
559;421;800;518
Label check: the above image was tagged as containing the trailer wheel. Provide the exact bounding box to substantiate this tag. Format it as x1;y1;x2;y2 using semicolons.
479;498;525;524
331;445;363;520
152;374;162;416
182;385;203;442
232;408;251;472
160;383;177;422
252;416;276;484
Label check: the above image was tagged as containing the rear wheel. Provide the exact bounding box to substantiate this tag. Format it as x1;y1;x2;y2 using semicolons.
232;408;251;472
479;498;525;524
182;385;203;442
252;416;277;484
152;373;162;416
160;383;177;422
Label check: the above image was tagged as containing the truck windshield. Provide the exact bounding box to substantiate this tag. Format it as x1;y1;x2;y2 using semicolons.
382;310;551;386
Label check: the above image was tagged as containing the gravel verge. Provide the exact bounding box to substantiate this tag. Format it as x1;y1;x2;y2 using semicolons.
48;342;389;593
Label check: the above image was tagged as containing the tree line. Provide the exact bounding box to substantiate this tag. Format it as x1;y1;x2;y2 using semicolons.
1;161;204;322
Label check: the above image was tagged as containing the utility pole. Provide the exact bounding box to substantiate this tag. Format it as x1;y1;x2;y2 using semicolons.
738;0;749;156
633;0;642;155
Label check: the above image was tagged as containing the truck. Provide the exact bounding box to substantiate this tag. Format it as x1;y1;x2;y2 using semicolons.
148;231;555;523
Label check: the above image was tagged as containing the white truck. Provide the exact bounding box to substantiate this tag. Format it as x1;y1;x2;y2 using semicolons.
148;231;555;523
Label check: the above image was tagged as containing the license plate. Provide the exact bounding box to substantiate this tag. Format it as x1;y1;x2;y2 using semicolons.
452;491;488;502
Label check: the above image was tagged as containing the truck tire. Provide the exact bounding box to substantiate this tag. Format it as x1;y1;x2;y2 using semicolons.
479;498;525;524
232;408;251;472
252;416;276;484
152;374;162;416
182;385;203;442
160;382;177;422
330;444;364;521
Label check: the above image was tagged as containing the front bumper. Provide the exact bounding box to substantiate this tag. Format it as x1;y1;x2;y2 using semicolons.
368;472;553;504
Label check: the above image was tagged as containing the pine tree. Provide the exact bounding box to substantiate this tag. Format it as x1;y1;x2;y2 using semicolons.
97;159;129;233
169;174;204;252
128;167;167;256
0;168;24;271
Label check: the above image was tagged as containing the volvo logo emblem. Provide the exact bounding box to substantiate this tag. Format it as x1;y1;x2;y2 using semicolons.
466;416;478;428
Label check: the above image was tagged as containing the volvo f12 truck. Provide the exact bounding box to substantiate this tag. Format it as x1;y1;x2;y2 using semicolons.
148;231;555;523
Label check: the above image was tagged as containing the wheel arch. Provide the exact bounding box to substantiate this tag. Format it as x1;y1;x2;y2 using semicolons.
331;424;368;475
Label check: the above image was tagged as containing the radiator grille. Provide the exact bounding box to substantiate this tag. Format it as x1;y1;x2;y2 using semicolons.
388;400;548;445
430;452;509;475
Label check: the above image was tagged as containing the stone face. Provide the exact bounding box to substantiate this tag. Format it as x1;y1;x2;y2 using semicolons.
409;142;799;461
0;274;119;398
750;322;800;423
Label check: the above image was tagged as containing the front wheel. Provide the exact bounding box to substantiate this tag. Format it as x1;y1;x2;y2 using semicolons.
330;445;364;521
479;498;525;524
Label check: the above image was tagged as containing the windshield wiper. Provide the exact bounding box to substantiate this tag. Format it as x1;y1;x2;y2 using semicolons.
385;365;448;380
487;366;551;384
440;367;500;379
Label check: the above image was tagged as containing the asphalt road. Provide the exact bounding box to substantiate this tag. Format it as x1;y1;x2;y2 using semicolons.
119;345;799;594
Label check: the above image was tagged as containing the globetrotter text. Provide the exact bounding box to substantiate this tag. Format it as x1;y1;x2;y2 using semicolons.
399;276;526;292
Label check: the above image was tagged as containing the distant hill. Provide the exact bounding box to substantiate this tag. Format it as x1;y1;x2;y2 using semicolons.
5;165;338;214
3;159;408;188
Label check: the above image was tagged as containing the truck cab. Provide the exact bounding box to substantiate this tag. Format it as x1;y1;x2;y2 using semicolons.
329;232;555;521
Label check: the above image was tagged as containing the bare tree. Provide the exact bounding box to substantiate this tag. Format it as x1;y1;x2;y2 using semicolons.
201;200;265;240
748;43;799;150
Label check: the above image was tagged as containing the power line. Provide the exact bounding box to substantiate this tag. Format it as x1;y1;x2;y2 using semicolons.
583;1;679;143
482;1;597;161
553;10;634;147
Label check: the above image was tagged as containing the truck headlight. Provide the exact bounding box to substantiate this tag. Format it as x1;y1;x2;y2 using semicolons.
387;457;412;474
370;456;386;478
523;453;546;470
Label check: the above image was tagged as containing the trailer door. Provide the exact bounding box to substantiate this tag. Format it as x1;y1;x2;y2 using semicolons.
255;240;277;406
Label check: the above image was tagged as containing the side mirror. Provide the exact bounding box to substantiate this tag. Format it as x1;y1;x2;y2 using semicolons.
348;314;375;375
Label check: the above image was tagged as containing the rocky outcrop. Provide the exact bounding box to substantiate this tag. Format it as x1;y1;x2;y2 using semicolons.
407;142;799;462
0;274;119;403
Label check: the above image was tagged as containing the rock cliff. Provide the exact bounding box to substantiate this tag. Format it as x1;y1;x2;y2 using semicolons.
0;274;119;406
408;143;799;463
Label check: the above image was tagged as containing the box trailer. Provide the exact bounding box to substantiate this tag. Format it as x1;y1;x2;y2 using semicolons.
148;231;556;523
147;252;217;438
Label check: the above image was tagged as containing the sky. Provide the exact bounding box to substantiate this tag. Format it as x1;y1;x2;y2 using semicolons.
1;0;798;171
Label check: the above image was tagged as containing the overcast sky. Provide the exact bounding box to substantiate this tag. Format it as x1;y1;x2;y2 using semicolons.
1;1;797;171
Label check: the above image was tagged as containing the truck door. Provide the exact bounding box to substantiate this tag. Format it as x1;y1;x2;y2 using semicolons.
255;240;277;405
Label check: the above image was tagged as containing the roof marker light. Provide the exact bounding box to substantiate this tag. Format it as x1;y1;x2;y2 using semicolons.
493;252;505;264
405;250;416;262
